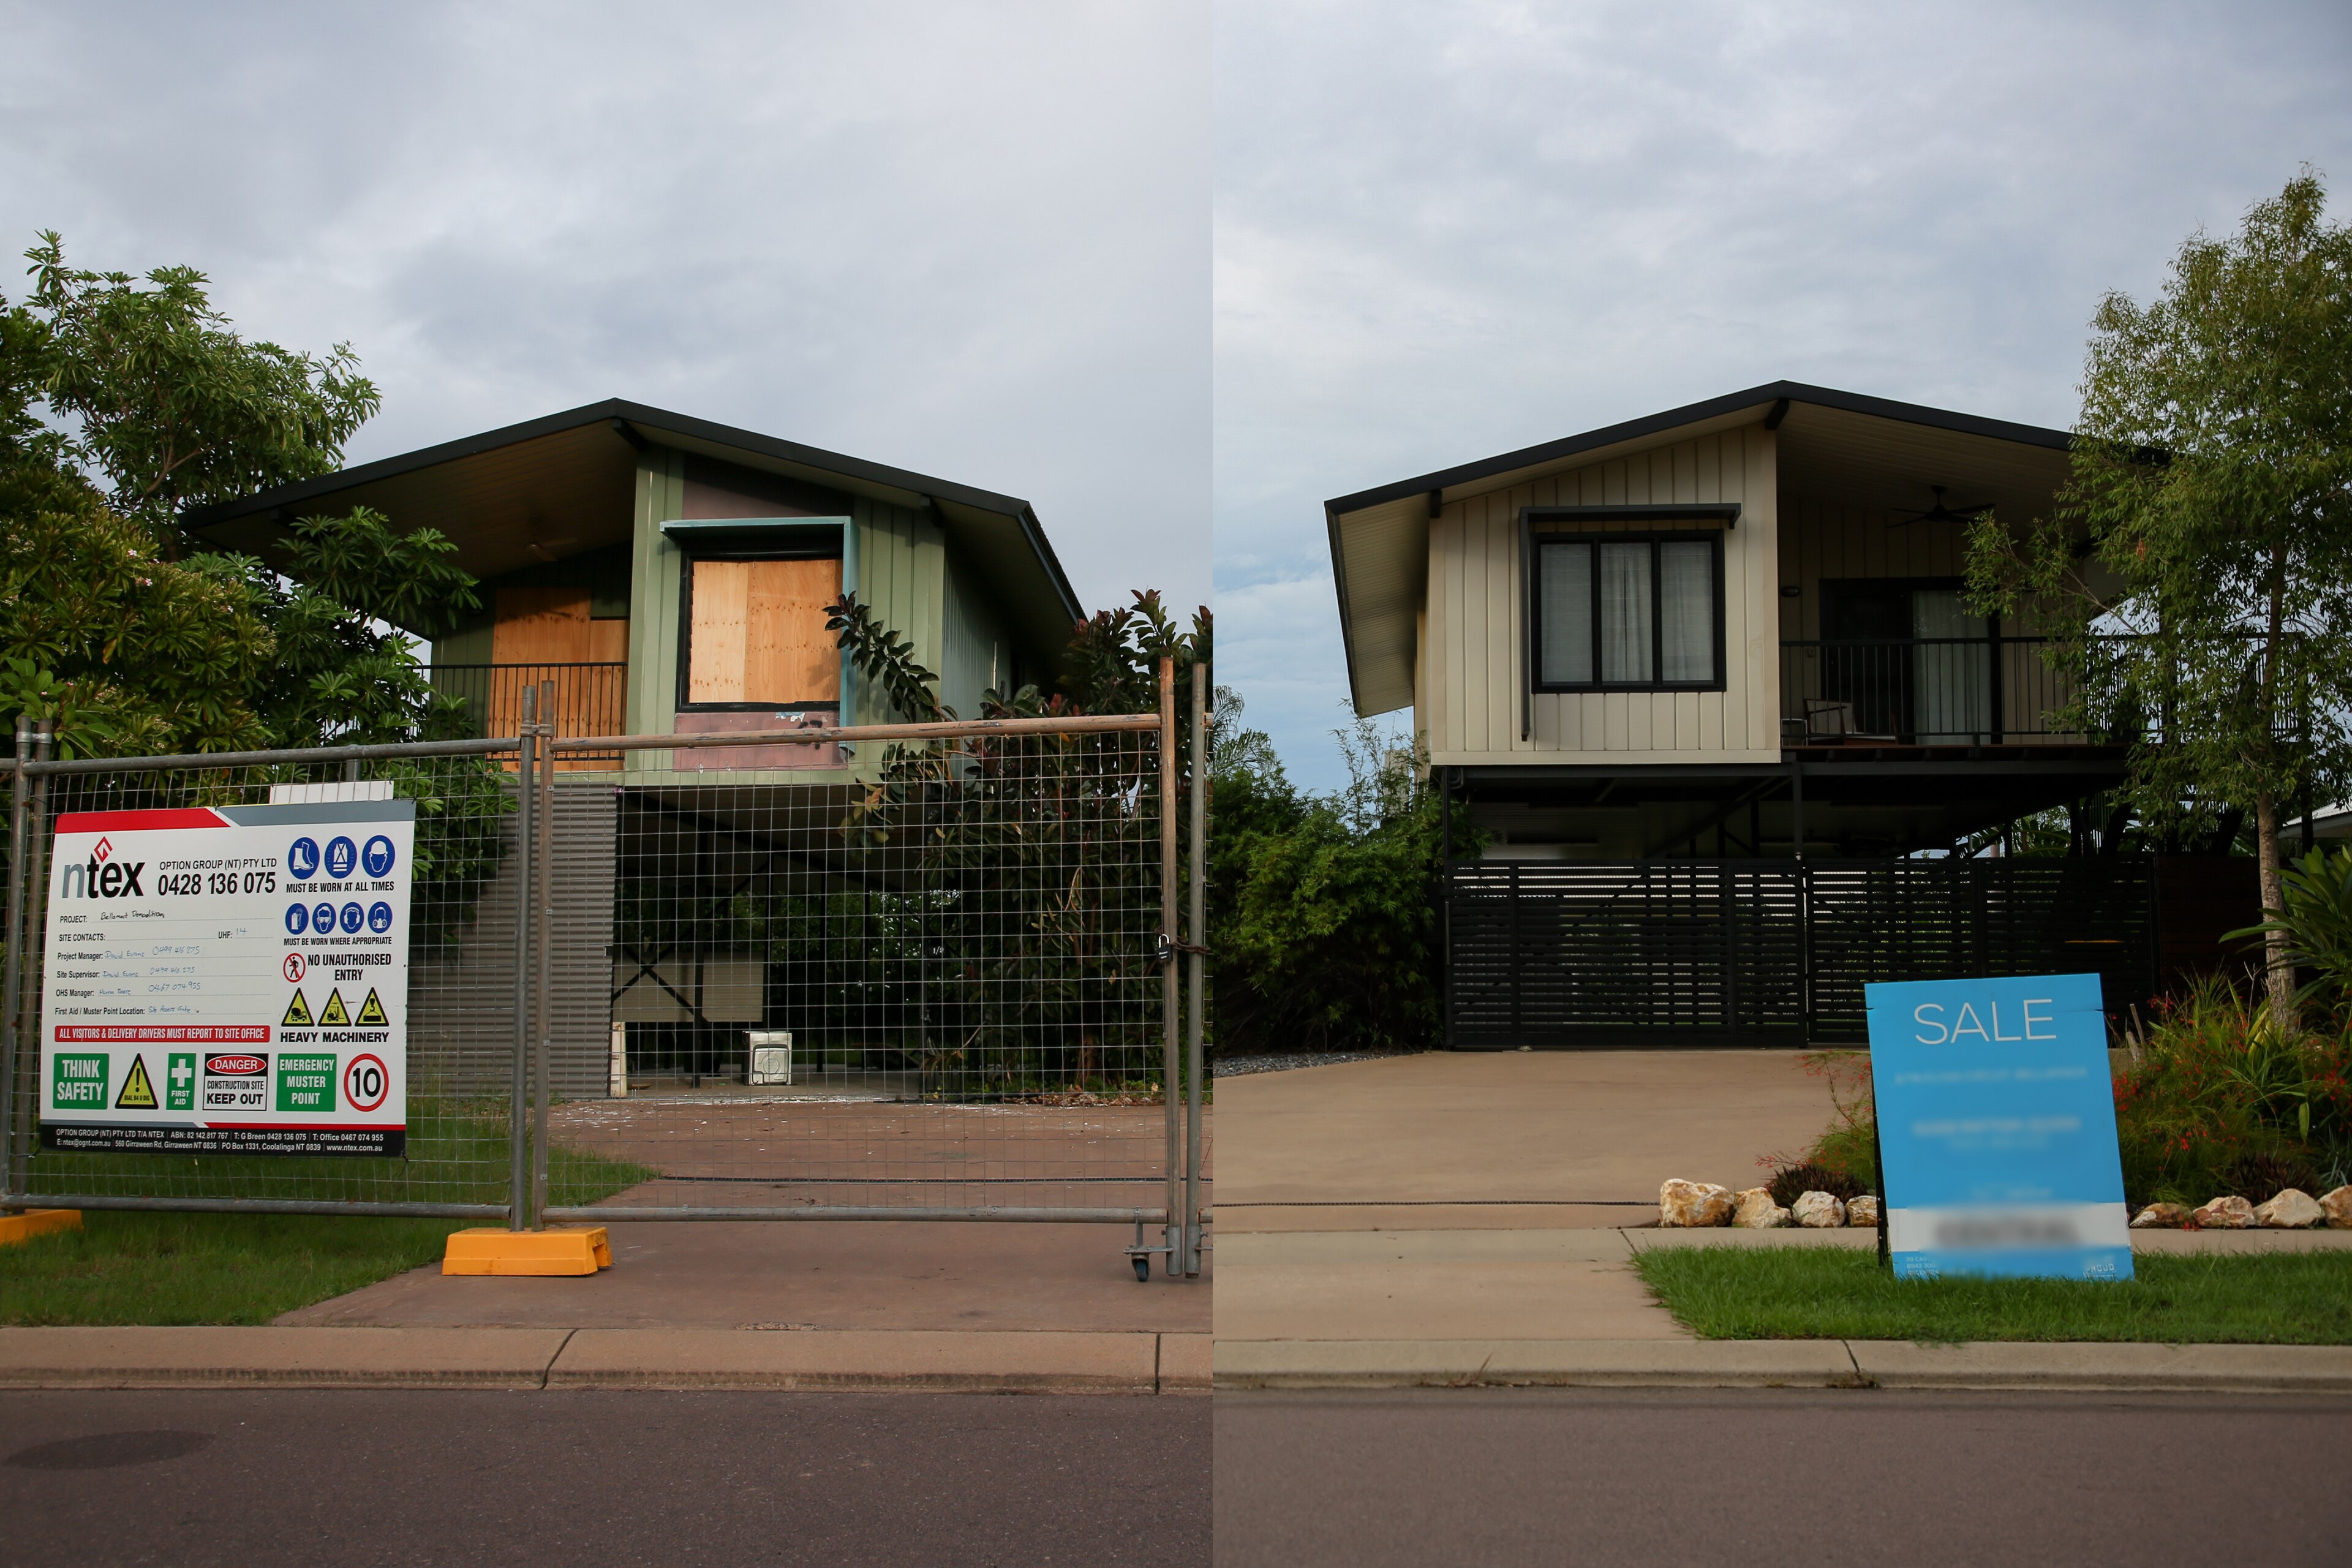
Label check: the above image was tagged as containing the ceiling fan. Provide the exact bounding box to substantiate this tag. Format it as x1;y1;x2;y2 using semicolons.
1888;483;1994;529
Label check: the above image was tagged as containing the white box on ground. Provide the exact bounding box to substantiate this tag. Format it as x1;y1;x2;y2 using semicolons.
747;1030;793;1086
609;1020;628;1098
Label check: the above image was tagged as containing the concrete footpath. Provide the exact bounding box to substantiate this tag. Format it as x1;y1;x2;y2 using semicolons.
0;1325;1210;1393
1217;1227;2352;1393
5;1220;1210;1394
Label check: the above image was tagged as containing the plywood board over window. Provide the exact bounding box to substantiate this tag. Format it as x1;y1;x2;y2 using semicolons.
686;557;842;706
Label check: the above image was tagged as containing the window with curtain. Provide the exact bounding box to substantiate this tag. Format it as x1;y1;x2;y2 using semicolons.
1532;532;1722;691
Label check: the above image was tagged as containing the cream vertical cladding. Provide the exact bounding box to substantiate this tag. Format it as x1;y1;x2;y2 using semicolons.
1427;423;1780;767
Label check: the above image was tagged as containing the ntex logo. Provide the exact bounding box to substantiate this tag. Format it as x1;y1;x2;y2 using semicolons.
92;837;113;863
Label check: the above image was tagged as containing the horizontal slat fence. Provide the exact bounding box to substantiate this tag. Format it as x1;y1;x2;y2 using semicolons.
1447;858;2157;1048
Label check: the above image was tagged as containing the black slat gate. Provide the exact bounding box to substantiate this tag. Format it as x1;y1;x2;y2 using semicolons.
1446;858;2156;1048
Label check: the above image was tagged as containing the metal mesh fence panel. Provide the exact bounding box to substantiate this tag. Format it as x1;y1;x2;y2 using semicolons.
1;700;1209;1268
4;742;534;1218
544;717;1183;1227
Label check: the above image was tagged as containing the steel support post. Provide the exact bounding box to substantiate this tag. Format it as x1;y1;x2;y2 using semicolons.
531;682;556;1227
1159;657;1180;1281
8;724;50;1199
508;687;537;1230
0;718;31;1196
1185;662;1207;1277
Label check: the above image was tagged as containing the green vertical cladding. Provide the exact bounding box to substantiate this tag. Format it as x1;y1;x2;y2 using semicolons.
940;542;1017;719
625;447;687;769
431;624;494;665
850;497;947;723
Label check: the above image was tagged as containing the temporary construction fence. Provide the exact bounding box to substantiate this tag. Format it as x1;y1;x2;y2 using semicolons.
0;666;1209;1281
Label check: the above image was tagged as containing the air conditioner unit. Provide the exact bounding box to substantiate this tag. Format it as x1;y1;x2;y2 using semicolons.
747;1030;793;1087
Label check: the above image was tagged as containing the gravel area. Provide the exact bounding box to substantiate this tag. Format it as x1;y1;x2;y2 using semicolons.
1211;1050;1426;1077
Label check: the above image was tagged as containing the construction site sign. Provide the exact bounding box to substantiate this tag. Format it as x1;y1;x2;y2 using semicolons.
40;798;414;1156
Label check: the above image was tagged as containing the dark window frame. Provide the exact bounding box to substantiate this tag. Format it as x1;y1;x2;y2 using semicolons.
674;541;846;716
1523;528;1728;695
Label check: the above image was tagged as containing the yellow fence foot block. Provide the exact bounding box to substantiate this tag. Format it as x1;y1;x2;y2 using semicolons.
0;1210;81;1246
441;1226;612;1276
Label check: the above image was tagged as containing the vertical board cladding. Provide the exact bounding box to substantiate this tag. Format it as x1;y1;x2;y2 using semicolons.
625;447;688;745
1427;424;1779;766
940;546;1016;720
406;777;619;1101
850;497;948;722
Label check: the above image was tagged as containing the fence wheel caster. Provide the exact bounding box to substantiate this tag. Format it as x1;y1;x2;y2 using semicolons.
1133;1255;1150;1283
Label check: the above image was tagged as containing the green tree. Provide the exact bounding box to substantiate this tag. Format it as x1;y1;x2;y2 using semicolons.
1;235;480;756
1968;172;2352;1027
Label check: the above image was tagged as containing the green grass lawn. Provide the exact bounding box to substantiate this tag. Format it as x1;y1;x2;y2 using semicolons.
0;1210;472;1325
1634;1245;2352;1345
1;1110;654;1326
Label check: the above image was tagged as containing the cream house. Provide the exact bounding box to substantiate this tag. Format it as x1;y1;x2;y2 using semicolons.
1324;382;2173;1047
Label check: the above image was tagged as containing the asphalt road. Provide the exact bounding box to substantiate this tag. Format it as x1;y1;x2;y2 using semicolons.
1214;1389;2352;1567
0;1389;1208;1567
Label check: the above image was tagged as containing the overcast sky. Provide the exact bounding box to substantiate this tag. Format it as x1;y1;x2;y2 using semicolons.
1217;1;2352;789
1;1;1208;620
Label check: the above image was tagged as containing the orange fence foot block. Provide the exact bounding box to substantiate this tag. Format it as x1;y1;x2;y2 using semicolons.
0;1210;81;1246
441;1226;612;1276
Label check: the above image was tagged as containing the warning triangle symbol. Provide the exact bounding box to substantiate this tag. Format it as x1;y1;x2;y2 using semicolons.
319;989;350;1027
281;990;314;1027
115;1054;158;1110
354;988;388;1027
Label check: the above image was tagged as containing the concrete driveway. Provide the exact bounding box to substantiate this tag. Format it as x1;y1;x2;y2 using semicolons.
1215;1050;1836;1231
1212;1050;1839;1344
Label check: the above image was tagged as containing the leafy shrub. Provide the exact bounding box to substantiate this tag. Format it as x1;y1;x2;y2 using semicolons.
1208;698;1472;1056
2231;845;2352;1009
2108;978;2352;1207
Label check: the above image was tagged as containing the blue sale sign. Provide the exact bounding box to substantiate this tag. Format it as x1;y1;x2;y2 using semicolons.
1866;973;2132;1281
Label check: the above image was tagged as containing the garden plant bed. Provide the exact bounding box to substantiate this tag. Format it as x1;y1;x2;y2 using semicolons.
1634;1243;2352;1345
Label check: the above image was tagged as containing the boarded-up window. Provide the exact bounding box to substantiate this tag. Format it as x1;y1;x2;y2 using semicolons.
686;557;842;705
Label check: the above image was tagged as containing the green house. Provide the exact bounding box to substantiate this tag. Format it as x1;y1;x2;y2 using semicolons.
194;399;1086;777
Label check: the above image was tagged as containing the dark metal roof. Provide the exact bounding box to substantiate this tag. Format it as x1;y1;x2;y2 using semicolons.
184;398;1085;627
1322;380;2071;518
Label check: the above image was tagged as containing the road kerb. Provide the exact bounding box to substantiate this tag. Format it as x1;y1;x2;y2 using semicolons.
0;1327;573;1389
1159;1332;1212;1391
1216;1338;2352;1393
546;1329;1159;1392
1214;1338;1863;1390
0;1327;1199;1393
1847;1340;2352;1392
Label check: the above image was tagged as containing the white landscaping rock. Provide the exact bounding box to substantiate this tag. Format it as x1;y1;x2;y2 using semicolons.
1845;1195;1879;1227
2256;1189;2324;1229
2130;1202;2188;1229
2322;1186;2352;1229
1732;1187;1791;1228
1792;1190;1847;1228
2191;1195;2258;1229
1659;1179;1734;1227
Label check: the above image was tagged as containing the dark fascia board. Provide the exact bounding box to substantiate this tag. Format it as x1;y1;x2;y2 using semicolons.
1322;380;2074;519
183;397;1085;624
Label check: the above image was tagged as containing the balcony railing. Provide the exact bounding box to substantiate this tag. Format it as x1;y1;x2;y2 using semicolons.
1779;638;2084;746
430;663;628;767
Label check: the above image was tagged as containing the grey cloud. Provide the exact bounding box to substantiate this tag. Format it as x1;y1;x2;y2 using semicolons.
2;0;1208;620
1215;0;2352;788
